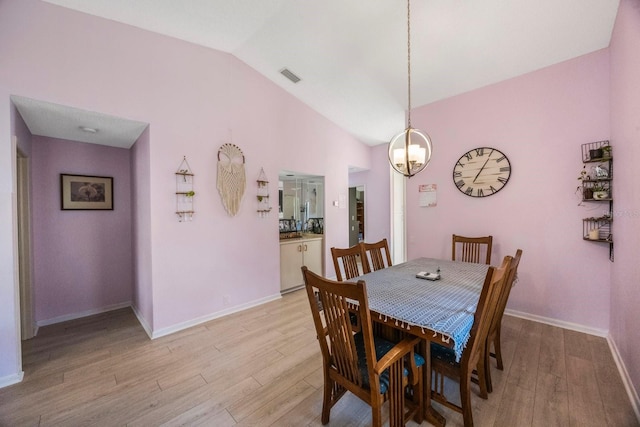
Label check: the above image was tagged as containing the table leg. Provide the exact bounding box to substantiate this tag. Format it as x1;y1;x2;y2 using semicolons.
422;339;447;427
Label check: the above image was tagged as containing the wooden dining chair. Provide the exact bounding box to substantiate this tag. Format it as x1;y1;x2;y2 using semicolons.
331;245;364;281
430;255;512;427
360;238;392;274
484;249;523;393
452;234;493;265
301;266;424;427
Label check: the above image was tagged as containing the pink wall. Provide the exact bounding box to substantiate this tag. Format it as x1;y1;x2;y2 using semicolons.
31;137;133;323
142;42;370;331
406;49;612;330
609;0;640;402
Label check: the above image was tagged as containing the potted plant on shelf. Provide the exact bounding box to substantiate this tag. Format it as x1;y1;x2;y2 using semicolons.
577;165;592;199
592;184;609;200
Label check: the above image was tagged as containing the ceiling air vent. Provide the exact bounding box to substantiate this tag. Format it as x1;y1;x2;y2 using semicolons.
280;68;301;83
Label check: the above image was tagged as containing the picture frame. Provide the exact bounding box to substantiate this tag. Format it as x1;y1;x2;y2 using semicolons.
279;219;291;233
60;174;113;210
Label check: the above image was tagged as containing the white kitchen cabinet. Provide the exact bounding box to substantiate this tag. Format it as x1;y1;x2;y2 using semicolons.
280;236;323;292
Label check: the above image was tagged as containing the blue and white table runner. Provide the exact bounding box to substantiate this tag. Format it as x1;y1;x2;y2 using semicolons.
356;257;489;362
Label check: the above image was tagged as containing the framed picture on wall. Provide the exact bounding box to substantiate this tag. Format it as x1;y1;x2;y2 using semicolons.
60;174;113;210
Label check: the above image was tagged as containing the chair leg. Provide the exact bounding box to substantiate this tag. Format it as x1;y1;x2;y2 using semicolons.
413;367;424;424
484;343;493;394
371;403;383;427
460;371;475;427
475;348;489;399
494;326;504;370
387;360;404;427
321;376;332;424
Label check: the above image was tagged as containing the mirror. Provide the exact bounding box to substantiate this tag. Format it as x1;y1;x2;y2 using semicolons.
279;171;324;233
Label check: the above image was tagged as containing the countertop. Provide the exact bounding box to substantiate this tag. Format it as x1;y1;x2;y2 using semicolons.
279;233;324;243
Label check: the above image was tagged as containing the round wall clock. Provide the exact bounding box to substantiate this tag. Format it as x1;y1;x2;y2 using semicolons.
453;147;511;197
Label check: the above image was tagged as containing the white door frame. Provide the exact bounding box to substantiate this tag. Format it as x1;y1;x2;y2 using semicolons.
16;145;35;340
390;169;406;265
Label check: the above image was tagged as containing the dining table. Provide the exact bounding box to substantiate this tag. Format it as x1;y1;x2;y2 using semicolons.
354;257;490;427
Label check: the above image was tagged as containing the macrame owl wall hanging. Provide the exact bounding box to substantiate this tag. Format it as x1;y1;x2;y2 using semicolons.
217;143;246;216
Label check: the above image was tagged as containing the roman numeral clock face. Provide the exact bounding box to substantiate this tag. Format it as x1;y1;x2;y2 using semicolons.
453;147;511;197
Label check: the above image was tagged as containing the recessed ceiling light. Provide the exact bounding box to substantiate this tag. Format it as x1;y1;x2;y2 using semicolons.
79;126;98;133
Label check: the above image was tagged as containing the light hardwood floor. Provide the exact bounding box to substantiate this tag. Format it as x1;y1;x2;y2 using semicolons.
1;289;637;426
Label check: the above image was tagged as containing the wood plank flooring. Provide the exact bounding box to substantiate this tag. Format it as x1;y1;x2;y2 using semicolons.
0;289;637;426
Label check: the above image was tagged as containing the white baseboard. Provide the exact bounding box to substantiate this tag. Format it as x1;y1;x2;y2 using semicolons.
0;371;24;389
504;308;608;337
130;304;153;339
150;293;282;339
281;284;304;294
607;336;640;422
36;301;132;327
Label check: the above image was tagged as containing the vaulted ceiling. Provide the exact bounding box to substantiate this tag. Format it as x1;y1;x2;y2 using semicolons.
32;0;619;147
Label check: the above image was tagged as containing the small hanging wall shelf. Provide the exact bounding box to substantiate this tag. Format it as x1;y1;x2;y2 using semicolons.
257;168;272;218
176;156;195;222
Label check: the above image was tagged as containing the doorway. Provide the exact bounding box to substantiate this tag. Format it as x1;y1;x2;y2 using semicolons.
348;186;364;247
11;96;148;344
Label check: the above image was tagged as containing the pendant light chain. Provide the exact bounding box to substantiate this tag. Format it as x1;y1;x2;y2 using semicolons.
407;0;412;129
387;0;432;178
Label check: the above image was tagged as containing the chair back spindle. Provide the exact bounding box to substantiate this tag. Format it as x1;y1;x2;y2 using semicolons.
452;234;493;265
360;239;392;274
331;245;364;281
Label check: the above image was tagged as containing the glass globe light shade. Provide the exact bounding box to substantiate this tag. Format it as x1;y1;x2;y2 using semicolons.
388;127;433;178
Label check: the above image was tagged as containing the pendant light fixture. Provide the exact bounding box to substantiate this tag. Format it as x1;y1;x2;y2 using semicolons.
388;0;433;178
